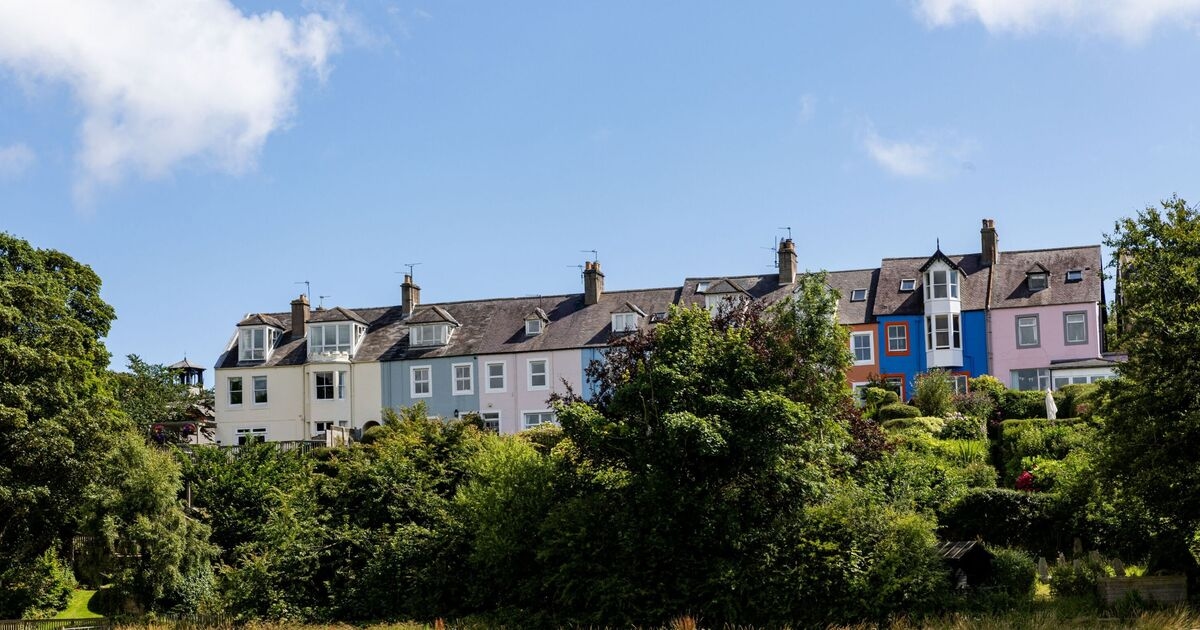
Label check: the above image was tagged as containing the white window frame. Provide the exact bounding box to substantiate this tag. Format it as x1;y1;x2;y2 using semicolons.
235;426;267;445
1012;368;1050;391
239;327;268;361
522;410;556;430
480;411;501;433
228;376;243;406
924;269;959;299
850;331;873;366
1016;314;1040;348
485;361;506;393
411;324;449;347
411;365;432;398
527;358;548;391
252;375;268;406
337;370;347;399
1028;273;1048;291
1064;311;1088;345
452;362;474;395
1065;269;1083;282
899;278;916;292
314;420;335;434
310;323;353;355
612;312;639;333
926;314;961;350
525;319;543;336
886;323;908;353
850;288;868;302
315;371;336;400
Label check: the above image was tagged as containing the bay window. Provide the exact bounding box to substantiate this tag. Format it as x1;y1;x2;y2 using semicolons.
925;314;961;350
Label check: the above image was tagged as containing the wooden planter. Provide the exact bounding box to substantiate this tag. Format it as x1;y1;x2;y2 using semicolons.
1097;575;1187;606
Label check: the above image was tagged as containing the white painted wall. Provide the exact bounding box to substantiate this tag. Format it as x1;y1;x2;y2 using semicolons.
214;365;306;444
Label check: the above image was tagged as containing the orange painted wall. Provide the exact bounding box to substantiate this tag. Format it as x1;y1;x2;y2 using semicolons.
846;322;879;385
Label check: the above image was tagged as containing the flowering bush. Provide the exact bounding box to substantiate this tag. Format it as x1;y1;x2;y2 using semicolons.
1015;470;1036;492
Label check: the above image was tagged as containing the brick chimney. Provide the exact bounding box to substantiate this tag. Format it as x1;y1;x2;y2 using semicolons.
981;218;999;266
401;274;421;317
778;238;797;285
583;261;605;305
290;294;310;338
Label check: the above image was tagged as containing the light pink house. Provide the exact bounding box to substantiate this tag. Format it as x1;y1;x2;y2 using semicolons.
984;246;1113;390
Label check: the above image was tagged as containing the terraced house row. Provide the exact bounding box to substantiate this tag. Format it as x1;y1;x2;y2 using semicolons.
213;219;1116;444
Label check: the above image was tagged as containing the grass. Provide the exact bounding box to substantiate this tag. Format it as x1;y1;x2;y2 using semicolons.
112;609;1200;630
55;589;103;619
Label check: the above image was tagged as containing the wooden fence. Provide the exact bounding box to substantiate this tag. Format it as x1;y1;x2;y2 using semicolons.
0;620;112;630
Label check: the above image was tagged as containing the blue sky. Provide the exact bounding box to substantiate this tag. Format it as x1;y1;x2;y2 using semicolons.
2;1;1198;370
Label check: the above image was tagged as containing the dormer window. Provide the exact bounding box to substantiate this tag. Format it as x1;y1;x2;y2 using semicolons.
612;312;639;333
1027;273;1048;291
850;288;868;302
310;323;356;356
412;323;450;346
239;327;277;362
1065;269;1083;283
525;319;543;336
924;269;959;299
899;278;916;292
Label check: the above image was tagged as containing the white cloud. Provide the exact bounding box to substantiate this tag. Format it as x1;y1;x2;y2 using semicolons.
0;143;35;179
914;0;1200;40
0;1;340;196
861;126;973;178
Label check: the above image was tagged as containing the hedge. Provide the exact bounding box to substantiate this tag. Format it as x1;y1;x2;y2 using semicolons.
877;403;922;421
939;488;1066;558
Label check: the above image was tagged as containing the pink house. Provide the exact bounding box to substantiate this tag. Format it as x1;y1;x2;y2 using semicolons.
985;245;1113;390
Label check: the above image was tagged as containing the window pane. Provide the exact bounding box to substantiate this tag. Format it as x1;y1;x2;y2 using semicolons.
253;376;268;404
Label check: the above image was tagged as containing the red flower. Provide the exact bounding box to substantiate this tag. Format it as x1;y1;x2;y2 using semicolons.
1016;470;1036;491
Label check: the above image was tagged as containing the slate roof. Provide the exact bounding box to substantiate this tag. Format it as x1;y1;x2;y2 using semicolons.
987;246;1103;309
216;287;681;369
168;358;205;370
680;268;879;325
874;253;990;316
408;305;461;327
236;313;284;328
309;306;367;325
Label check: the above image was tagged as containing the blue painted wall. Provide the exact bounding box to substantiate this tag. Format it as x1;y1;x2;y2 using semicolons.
581;347;605;401
877;310;990;397
381;357;480;418
877;315;926;397
961;310;989;380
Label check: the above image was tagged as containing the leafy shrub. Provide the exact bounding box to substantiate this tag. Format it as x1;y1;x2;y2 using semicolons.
997;419;1096;486
969;375;1007;404
858;450;971;513
1053;383;1100;419
940;412;985;440
950;461;998;489
913;370;955;417
1049;553;1108;599
359;425;388;444
987;547;1037;599
882;415;943;433
862;387;900;419
953;390;995;421
939;488;1065;557
878;403;922;421
999;390;1048;420
0;549;76;618
929;439;989;466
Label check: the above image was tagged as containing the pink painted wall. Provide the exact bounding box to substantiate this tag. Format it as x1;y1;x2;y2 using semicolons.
990;302;1100;385
478;349;584;434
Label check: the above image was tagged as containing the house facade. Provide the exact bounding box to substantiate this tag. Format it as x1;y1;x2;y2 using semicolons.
212;220;1114;443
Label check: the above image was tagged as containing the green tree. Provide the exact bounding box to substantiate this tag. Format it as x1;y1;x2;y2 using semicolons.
0;232;124;617
111;355;212;442
1100;196;1200;570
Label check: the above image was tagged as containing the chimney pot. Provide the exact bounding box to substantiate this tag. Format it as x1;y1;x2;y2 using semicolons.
401;274;421;317
777;238;798;285
584;260;605;305
980;218;999;266
290;294;310;338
